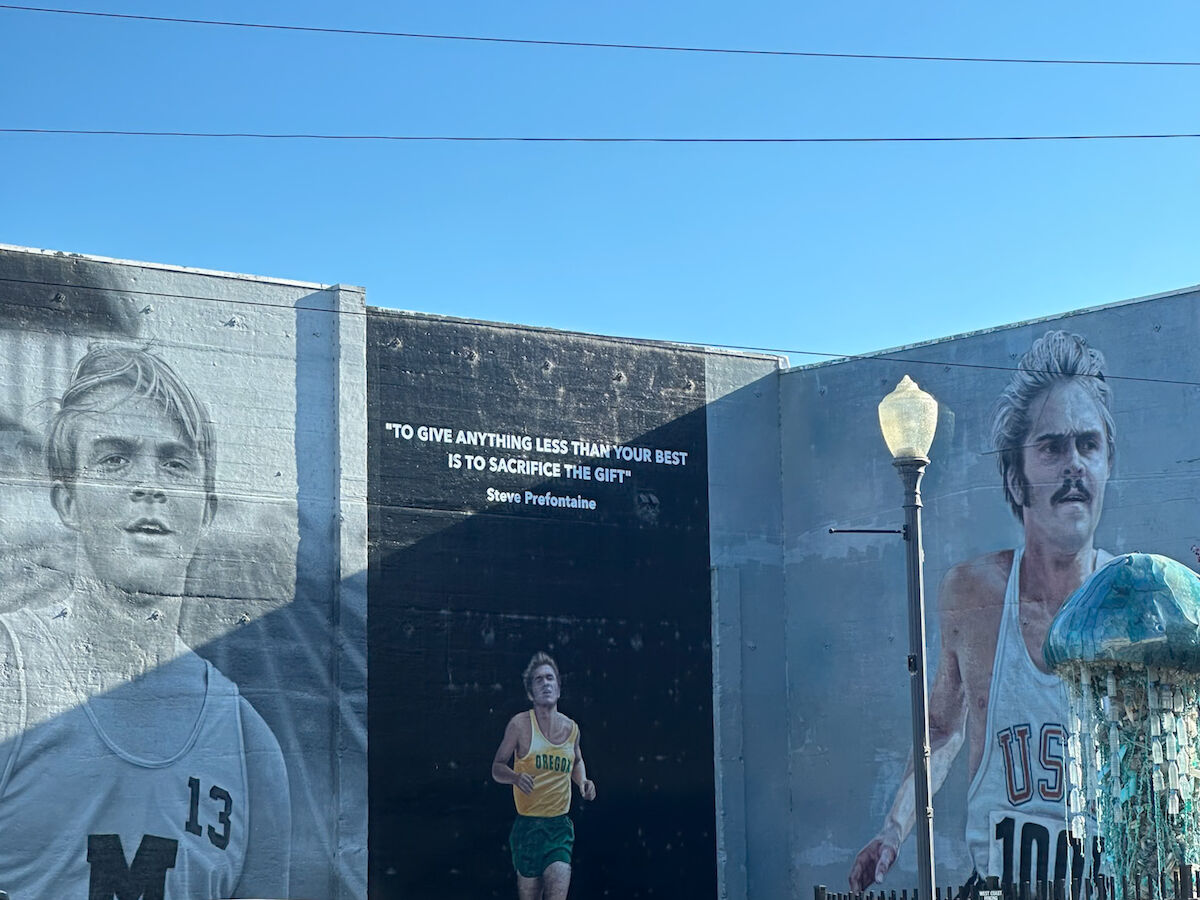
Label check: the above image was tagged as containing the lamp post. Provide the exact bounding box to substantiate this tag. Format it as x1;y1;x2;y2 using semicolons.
878;375;938;900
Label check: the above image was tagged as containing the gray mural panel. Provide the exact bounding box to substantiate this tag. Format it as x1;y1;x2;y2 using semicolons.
0;246;367;899
705;351;788;900
782;288;1200;894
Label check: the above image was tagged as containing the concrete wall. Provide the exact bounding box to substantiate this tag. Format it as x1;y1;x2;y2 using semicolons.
706;352;788;900
13;242;1198;900
780;286;1200;895
367;311;723;899
0;245;367;899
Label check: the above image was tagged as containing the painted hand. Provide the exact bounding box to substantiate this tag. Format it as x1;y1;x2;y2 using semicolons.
848;835;898;890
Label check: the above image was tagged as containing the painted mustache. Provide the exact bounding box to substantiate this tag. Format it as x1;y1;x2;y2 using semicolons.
1051;478;1092;505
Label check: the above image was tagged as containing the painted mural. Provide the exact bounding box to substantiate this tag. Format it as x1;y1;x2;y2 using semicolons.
851;331;1110;891
784;289;1200;894
0;246;366;899
367;311;717;899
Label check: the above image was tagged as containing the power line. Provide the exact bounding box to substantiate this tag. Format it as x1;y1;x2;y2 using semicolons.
5;128;1200;143
3;3;1200;68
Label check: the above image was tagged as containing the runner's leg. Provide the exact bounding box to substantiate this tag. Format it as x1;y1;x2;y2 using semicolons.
517;873;543;900
542;861;571;900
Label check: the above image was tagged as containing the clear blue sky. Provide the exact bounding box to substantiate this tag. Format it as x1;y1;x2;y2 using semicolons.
4;1;1200;360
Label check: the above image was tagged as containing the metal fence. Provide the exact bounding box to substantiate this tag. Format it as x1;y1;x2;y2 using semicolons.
815;869;1200;900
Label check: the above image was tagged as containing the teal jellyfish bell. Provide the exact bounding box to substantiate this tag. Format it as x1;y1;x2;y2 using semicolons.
1044;553;1200;898
1045;554;1200;674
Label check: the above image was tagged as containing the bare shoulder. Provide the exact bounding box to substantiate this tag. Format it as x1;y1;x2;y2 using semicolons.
940;550;1012;619
508;710;533;737
559;713;582;748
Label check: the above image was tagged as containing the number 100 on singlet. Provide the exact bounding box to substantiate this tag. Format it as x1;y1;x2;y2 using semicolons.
988;811;1101;889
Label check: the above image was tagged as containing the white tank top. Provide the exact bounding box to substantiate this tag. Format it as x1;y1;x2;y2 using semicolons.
964;547;1077;884
0;608;252;899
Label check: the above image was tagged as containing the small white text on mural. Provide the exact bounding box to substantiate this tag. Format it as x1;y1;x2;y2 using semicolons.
383;422;690;513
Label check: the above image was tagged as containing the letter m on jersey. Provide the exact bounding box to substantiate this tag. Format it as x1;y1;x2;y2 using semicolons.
996;723;1065;806
87;833;178;900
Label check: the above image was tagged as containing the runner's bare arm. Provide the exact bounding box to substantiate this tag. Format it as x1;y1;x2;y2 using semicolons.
848;566;975;889
572;730;595;801
492;714;534;794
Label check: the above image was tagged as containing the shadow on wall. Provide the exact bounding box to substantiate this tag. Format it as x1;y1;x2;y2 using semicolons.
367;316;718;900
0;556;365;900
0;249;366;900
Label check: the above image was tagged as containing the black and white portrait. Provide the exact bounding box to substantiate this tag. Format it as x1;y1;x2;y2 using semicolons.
0;246;367;899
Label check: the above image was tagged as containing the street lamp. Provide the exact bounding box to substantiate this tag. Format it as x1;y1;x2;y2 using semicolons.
878;375;938;900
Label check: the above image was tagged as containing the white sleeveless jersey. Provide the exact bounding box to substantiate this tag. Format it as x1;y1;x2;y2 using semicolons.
964;548;1092;885
0;608;255;899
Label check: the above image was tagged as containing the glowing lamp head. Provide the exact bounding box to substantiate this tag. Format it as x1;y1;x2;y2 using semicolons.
878;375;938;460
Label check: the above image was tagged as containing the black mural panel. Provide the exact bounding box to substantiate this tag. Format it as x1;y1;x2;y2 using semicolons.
368;312;715;899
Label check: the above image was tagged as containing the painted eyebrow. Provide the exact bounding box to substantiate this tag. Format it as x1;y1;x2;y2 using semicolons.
87;436;139;453
1030;429;1103;444
88;435;196;455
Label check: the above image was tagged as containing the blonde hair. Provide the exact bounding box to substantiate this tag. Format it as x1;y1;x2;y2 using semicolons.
46;344;216;513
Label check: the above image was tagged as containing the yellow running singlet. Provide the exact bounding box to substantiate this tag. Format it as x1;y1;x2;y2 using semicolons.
513;710;577;817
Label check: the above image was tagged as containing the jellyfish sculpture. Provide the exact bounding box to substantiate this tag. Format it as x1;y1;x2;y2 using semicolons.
1045;553;1200;899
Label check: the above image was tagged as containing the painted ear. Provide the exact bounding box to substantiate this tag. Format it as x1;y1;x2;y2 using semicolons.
51;481;79;531
1007;470;1028;508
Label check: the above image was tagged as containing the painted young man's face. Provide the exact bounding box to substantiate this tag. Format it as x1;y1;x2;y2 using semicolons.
528;664;560;707
1015;379;1110;554
54;388;211;597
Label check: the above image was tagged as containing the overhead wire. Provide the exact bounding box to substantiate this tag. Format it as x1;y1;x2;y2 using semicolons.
3;3;1200;67
3;13;1195;388
3;13;1195;358
4;7;1198;143
5;129;1200;143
